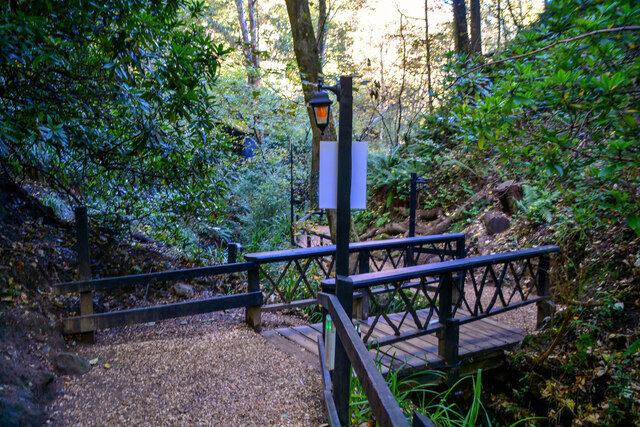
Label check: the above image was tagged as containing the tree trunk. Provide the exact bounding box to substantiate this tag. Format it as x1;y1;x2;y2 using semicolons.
317;0;328;64
248;0;259;76
425;0;433;112
235;0;262;142
469;0;482;54
285;0;358;247
452;0;470;55
497;0;502;50
234;0;260;87
285;0;332;207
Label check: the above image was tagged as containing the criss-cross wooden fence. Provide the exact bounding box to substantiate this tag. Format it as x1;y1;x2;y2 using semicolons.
52;227;559;426
317;244;559;426
52;234;465;335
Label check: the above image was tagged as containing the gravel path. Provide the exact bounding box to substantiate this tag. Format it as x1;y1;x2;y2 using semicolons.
46;311;325;426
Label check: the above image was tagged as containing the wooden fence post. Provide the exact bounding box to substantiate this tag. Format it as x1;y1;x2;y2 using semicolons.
246;265;261;332
333;275;354;426
437;272;459;365
536;254;554;328
75;206;94;343
353;251;370;320
453;235;466;306
227;242;240;264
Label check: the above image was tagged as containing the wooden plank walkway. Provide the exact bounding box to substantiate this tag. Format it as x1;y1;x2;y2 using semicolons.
262;310;526;376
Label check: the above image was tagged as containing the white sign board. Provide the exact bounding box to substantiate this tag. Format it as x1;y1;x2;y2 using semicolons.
319;140;368;209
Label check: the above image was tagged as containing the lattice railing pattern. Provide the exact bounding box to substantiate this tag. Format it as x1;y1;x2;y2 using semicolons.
369;239;459;272
248;237;465;307
362;277;442;344
453;257;541;321
257;254;335;305
362;253;550;348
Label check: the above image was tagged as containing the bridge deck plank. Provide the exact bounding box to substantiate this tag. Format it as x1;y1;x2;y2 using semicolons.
262;309;526;376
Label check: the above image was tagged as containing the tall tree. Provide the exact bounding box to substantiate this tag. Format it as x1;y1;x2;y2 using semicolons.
284;0;333;202
452;0;471;54
234;0;260;88
425;0;433;112
470;0;482;54
235;0;263;143
285;0;360;245
497;0;502;49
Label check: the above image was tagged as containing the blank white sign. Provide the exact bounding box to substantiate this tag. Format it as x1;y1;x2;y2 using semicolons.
319;140;368;209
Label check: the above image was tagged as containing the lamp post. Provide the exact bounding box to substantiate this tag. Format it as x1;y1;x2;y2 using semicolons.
310;76;354;424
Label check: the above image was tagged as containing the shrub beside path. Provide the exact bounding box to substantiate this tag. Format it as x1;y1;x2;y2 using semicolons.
46;310;325;426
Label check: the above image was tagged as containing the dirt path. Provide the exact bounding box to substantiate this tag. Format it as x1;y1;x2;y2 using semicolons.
46;311;325;426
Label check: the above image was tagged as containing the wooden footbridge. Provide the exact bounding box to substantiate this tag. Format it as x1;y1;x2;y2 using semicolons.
263;308;526;377
53;231;559;426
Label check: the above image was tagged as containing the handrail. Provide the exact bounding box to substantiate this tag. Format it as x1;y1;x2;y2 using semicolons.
60;291;263;334
321;245;560;358
52;262;256;294
52;235;468;335
318;292;411;427
245;234;465;263
322;245;560;290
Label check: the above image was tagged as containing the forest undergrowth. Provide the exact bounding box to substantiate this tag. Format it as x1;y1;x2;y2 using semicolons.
353;0;640;424
1;0;639;425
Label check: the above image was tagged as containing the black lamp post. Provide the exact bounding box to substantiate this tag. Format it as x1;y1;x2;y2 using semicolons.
310;76;354;424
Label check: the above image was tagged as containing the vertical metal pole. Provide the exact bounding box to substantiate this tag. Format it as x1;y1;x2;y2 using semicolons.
405;173;418;267
334;75;353;425
290;141;295;246
75;206;94;343
409;172;417;238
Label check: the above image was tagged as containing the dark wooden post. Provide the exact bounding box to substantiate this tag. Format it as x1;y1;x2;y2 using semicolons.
75;206;94;343
409;172;417;238
536;254;554;328
333;275;353;425
437;272;459;365
227;242;241;264
405;173;419;267
453;235;466;306
246;266;262;332
353;251;370;320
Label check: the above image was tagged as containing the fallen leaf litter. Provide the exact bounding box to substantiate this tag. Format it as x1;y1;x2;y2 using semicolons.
46;311;325;426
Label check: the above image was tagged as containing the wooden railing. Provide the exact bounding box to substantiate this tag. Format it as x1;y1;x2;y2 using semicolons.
321;245;560;365
244;234;465;313
52;234;465;335
318;292;411;427
318;292;437;427
292;210;331;248
52;232;558;426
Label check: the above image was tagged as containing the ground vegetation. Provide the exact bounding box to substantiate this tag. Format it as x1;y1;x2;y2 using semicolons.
1;0;639;425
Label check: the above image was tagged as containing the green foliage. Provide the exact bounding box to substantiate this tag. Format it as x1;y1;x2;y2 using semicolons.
349;363;498;426
227;137;309;253
624;339;640;359
0;0;231;243
434;0;640;241
367;146;412;205
514;185;560;224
